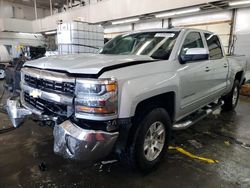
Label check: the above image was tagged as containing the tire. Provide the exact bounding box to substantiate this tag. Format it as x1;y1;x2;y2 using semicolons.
221;80;240;111
123;108;171;172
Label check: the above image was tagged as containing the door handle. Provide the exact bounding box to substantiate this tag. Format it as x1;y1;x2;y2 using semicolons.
224;64;228;68
205;67;211;72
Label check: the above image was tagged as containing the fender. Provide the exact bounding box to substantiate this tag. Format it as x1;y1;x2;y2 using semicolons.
118;72;178;118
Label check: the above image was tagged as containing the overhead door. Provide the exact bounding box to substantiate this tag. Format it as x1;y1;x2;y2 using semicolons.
172;11;232;54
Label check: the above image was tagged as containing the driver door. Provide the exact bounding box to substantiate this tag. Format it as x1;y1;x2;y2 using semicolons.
178;31;212;115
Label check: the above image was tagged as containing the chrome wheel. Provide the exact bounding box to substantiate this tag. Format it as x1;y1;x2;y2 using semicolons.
0;69;5;79
143;121;166;161
232;86;239;106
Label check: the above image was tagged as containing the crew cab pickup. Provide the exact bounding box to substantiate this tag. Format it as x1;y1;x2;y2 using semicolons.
7;28;247;171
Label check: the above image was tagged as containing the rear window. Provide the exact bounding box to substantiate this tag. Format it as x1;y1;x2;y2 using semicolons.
204;33;223;60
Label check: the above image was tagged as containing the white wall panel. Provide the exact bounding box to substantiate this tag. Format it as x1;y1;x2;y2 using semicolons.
134;20;162;30
86;0;221;23
172;11;231;26
0;18;33;33
22;0;222;32
104;24;132;33
234;8;250;70
0;2;14;18
0;1;49;20
235;8;250;34
207;23;231;35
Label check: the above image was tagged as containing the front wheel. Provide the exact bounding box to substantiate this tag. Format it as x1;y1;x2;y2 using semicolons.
222;80;240;111
124;108;171;172
0;68;5;80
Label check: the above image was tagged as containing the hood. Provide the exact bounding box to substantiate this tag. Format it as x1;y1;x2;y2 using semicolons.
24;54;155;75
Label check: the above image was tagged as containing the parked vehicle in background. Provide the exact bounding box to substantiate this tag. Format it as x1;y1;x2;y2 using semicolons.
0;45;11;80
7;28;247;172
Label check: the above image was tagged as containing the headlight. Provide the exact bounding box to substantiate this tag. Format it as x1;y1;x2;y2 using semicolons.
74;78;118;120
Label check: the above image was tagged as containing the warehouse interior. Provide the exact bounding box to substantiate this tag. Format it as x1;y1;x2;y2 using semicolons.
0;0;250;187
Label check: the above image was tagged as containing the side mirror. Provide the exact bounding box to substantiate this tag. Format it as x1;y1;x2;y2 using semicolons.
179;48;209;64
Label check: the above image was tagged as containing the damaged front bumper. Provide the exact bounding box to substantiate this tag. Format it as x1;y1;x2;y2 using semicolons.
6;97;32;128
6;97;57;127
53;120;119;161
6;97;119;162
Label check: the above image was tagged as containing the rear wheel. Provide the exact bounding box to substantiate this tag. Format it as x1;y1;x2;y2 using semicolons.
124;108;171;172
222;80;240;111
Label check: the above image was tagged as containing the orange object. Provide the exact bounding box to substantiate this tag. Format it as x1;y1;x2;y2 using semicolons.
240;84;250;96
76;106;109;113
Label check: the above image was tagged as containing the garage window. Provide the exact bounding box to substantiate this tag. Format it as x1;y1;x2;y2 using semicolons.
205;33;223;60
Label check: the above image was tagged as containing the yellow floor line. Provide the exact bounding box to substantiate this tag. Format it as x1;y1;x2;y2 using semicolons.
169;146;219;164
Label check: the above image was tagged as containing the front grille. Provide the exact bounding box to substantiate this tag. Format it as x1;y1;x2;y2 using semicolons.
24;92;68;116
24;74;75;95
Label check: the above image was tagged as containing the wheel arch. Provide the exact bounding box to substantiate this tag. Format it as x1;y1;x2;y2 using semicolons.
133;91;176;123
122;91;175;150
235;71;244;85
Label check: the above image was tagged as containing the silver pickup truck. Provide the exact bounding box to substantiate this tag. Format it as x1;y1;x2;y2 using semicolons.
7;28;247;171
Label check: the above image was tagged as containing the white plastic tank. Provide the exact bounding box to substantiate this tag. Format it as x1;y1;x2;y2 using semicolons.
0;45;11;79
0;45;11;63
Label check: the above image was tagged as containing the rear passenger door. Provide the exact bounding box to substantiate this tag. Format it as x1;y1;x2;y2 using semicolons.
203;33;228;97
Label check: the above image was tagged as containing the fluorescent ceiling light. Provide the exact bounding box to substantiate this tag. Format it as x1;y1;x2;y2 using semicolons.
19;32;32;35
18;32;42;37
229;0;250;6
45;31;57;35
112;18;139;25
156;7;200;18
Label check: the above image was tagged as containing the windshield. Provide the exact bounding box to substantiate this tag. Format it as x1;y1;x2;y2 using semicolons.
99;31;179;60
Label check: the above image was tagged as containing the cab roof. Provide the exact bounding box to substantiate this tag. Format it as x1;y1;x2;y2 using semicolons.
124;27;214;35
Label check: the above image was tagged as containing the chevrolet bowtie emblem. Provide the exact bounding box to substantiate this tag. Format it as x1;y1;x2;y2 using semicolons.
29;89;42;98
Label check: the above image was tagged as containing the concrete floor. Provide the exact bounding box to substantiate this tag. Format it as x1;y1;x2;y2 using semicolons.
1;80;250;188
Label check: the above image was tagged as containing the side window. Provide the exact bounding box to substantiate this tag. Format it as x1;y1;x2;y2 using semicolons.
181;32;204;55
205;33;223;60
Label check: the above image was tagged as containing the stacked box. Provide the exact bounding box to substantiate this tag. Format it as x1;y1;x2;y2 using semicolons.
57;21;104;55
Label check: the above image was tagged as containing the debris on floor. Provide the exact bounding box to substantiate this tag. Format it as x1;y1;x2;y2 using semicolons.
224;141;231;146
38;162;47;172
169;146;219;164
101;160;118;165
213;131;250;149
94;159;118;173
187;139;203;149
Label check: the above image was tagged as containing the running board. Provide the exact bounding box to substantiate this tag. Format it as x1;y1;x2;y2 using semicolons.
172;100;224;130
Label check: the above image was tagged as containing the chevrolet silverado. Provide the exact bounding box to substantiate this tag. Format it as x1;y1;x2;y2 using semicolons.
7;28;247;171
